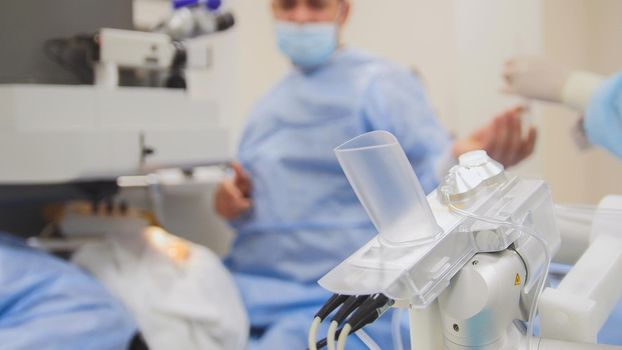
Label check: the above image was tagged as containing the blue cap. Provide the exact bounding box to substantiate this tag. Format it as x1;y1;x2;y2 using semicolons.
173;0;199;9
205;0;222;11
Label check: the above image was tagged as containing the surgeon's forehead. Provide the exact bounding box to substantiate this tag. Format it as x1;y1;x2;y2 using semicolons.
274;0;339;9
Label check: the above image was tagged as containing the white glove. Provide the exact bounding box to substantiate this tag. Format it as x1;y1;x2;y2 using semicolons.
503;55;571;103
503;55;605;111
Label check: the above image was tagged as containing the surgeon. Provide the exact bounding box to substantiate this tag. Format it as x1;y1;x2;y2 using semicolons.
0;232;138;349
504;55;622;159
215;0;537;348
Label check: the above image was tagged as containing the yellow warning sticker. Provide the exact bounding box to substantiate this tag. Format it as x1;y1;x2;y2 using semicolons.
514;273;521;286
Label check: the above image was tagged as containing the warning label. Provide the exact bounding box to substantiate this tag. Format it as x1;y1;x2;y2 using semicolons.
514;273;521;286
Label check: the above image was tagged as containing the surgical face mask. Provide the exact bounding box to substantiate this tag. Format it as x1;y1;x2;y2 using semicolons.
275;20;338;69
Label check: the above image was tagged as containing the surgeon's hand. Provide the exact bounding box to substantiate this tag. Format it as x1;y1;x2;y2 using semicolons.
503;55;571;103
453;106;537;168
214;162;252;220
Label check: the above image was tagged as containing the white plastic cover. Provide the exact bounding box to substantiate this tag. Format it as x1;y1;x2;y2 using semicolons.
320;132;560;306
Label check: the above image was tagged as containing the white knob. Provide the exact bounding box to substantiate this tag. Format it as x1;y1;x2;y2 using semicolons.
459;150;490;168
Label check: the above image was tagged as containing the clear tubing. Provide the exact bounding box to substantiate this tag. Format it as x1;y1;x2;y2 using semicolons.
355;329;381;350
391;308;405;350
335;131;442;246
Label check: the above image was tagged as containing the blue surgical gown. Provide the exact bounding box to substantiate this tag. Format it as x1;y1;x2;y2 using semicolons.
582;72;622;344
585;71;622;159
225;48;452;349
0;233;137;350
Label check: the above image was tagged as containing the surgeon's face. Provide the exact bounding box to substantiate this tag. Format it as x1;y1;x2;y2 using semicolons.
272;0;350;26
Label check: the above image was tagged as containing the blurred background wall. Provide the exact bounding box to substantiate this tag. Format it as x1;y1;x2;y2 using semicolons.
135;0;622;204
541;0;622;203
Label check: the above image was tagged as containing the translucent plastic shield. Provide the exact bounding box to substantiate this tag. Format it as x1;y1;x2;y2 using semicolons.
322;133;558;306
335;131;442;245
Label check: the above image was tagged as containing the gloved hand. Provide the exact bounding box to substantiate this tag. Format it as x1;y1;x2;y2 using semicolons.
504;55;608;114
503;55;572;103
453;106;537;168
214;162;252;220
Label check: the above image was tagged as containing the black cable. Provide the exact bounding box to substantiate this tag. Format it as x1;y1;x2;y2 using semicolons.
309;295;372;350
312;330;338;350
316;338;327;350
312;302;393;350
332;295;370;324
344;294;384;325
307;294;371;350
306;294;351;350
328;293;379;331
348;295;394;333
314;296;393;350
314;294;348;321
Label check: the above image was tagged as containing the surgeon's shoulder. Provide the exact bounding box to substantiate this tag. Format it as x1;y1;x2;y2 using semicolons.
246;72;296;120
344;48;424;90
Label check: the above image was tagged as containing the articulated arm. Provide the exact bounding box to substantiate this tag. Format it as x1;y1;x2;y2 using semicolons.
540;196;622;344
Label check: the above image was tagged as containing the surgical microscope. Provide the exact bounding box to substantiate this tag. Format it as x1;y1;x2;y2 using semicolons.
0;0;237;249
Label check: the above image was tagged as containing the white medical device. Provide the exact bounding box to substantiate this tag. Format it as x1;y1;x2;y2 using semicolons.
0;5;245;348
0;28;236;184
312;131;622;350
0;20;238;252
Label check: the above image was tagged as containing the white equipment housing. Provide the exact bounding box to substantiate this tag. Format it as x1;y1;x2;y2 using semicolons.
0;84;228;184
315;131;622;350
0;30;237;184
540;196;622;344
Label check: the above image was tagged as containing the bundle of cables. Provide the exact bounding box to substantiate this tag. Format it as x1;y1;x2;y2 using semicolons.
308;293;394;350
